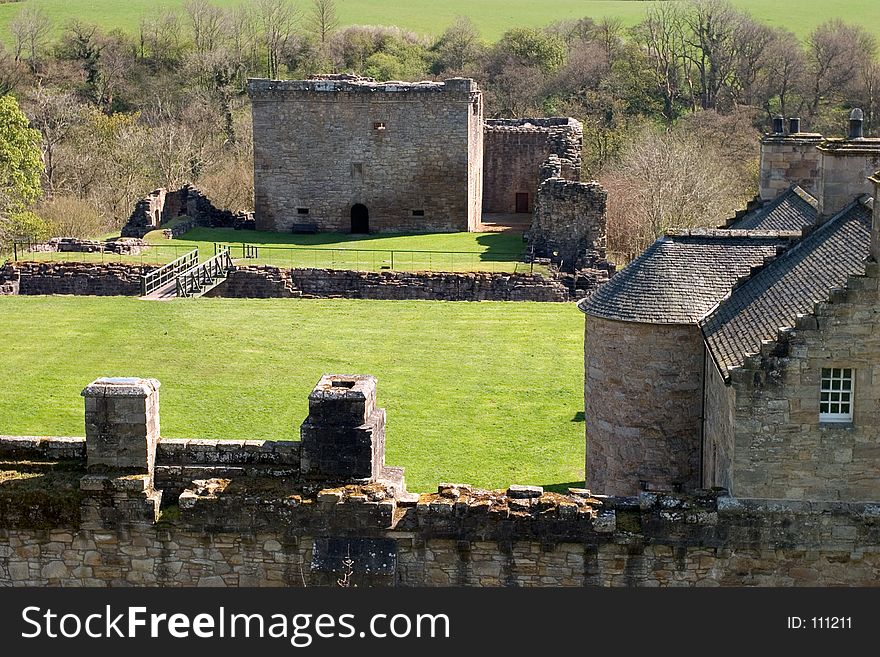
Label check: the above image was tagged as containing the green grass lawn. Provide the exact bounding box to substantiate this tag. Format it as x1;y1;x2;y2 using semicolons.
1;0;875;44
0;295;586;492
4;228;538;273
150;227;537;273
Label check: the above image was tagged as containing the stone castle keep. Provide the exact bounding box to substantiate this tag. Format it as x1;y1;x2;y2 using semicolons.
246;75;608;273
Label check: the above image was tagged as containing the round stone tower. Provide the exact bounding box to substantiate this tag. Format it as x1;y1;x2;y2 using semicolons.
577;232;786;496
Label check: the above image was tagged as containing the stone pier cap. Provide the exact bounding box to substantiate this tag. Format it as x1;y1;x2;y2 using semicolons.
81;377;161;398
308;374;377;426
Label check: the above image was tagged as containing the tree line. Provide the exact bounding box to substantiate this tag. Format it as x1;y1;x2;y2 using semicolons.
0;0;876;258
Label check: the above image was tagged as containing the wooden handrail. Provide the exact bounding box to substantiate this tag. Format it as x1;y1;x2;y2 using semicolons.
141;248;199;296
175;249;233;298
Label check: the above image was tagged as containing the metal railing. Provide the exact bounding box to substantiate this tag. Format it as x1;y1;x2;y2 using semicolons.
8;240;197;266
141;248;199;296
175;248;233;298
211;242;536;274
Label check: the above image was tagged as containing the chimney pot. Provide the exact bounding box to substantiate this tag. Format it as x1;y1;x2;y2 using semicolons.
849;108;865;140
788;117;801;134
772;115;784;134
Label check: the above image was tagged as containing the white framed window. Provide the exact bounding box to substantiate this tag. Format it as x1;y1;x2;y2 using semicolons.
820;367;854;422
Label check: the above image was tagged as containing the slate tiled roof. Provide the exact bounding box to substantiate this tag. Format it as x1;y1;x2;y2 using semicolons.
578;231;788;323
728;186;818;231
701;201;872;377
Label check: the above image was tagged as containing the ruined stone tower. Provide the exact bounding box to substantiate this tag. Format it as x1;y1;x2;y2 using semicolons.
247;75;484;234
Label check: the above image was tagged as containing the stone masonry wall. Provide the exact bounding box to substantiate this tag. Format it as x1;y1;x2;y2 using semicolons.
708;263;880;501
482;119;583;215
2;262;158;296
1;463;880;586
0;262;572;301
701;355;735;491
248;77;483;233
529;177;613;275
816;140;880;218
584;317;705;496
759;134;822;201
2;375;880;587
207;266;571;302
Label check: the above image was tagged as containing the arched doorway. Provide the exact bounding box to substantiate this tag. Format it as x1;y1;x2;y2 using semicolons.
351;204;369;233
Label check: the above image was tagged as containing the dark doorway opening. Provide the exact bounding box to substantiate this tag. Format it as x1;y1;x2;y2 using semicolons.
351;204;369;233
515;192;529;214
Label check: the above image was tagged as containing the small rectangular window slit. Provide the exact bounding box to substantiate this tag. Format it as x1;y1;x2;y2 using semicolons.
297;208;309;215
412;209;425;217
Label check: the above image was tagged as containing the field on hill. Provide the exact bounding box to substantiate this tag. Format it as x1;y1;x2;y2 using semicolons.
1;0;878;43
0;295;586;492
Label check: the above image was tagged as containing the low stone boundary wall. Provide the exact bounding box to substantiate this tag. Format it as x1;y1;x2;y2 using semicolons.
1;262;158;296
208;265;572;301
1;261;576;301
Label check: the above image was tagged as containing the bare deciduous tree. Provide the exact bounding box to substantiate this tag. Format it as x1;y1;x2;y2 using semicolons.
807;20;877;117
309;0;339;46
633;3;688;120
10;5;52;73
25;85;83;193
602;124;750;261
184;0;225;55
0;44;25;95
257;0;296;79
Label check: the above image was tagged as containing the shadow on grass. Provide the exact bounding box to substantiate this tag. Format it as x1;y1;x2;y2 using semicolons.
571;411;585;422
475;232;527;262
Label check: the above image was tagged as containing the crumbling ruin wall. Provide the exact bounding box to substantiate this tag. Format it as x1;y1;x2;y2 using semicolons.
1;375;880;587
208;266;571;302
482;119;582;215
122;186;248;238
529;175;614;278
4;261;572;301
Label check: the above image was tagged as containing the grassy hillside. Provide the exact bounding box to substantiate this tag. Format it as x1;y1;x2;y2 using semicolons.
0;295;587;492
0;0;877;44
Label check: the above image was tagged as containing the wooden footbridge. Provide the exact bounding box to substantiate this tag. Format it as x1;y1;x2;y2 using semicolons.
140;247;233;300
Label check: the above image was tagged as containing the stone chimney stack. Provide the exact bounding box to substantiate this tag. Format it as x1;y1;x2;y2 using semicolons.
758;117;822;201
816;109;880;221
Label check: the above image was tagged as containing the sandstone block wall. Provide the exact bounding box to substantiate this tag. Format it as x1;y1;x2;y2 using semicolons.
2;377;880;587
481;119;582;215
122;185;243;238
248;77;483;234
1;262;158;296
530;177;612;275
0;262;573;301
2;463;880;587
705;263;880;501
759;134;822;201
584;317;705;496
207;265;572;302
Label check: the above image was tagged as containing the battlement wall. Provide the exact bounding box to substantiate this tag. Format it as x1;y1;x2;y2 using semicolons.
1;375;880;586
